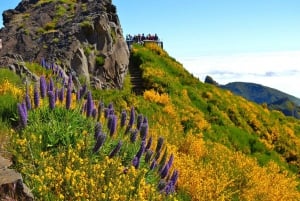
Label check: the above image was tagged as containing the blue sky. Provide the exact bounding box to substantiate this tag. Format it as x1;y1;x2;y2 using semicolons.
1;1;300;97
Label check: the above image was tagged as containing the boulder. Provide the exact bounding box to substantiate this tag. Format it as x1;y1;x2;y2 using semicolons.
0;0;129;89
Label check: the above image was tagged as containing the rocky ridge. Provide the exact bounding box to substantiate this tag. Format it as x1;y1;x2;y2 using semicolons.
0;0;129;89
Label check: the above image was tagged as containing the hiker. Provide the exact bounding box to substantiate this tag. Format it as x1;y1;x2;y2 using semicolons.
0;39;2;50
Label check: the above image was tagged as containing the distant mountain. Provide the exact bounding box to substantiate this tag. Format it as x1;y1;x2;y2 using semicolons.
220;82;300;118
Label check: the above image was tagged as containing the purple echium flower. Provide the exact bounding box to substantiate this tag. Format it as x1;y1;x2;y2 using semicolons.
48;77;54;92
170;170;179;185
135;141;145;160
79;84;87;99
58;87;64;103
136;114;143;130
68;74;72;88
158;149;168;170
108;103;113;110
66;86;72;110
120;110;127;127
145;136;152;151
86;91;93;118
25;93;31;110
150;159;157;170
17;103;27;127
145;150;153;163
132;156;140;169
92;108;97;119
21;102;27;119
93;134;106;153
140;121;148;141
160;164;170;179
48;91;55;110
130;129;138;143
40;75;47;98
167;154;174;168
158;180;166;191
165;170;179;195
155;137;164;154
107;115;112;130
104;108;109;119
128;107;135;127
97;101;104;121
94;122;102;140
109;115;117;136
109;140;123;158
33;85;39;108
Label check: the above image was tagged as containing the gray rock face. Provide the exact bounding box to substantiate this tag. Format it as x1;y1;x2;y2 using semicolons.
0;0;129;89
0;156;34;200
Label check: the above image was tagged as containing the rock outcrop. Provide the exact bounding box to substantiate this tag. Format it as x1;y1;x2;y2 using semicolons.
0;0;129;89
0;156;34;200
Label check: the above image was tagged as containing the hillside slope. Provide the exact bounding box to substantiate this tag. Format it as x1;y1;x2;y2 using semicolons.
221;82;300;118
1;43;300;200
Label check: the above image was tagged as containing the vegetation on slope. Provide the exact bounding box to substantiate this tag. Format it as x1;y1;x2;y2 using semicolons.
1;43;300;200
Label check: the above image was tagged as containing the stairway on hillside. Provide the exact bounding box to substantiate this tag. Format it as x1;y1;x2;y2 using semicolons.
129;59;144;95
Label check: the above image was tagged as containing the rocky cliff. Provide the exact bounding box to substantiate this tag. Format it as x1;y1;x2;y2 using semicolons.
0;0;129;89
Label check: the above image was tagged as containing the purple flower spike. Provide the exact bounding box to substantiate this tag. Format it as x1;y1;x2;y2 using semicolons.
145;136;152;151
25;93;31;110
94;122;102;140
165;170;179;195
170;170;179;185
93;134;106;153
33;85;39;108
109;115;117;136
108;103;113;110
167;154;174;168
59;87;64;103
160;164;170;179
48;77;54;92
135;141;145;160
136;114;143;130
17;103;27;127
140;122;148;141
68;74;72;88
145;150;153;163
130;129;138;143
92;108;97;119
66;86;72;109
48;91;55;110
128;107;135;128
120;110;127;127
150;159;157;170
40;75;47;98
97;101;104;121
155;137;164;154
79;84;87;99
21;102;27;119
109;140;123;158
86;91;93;118
132;156;140;169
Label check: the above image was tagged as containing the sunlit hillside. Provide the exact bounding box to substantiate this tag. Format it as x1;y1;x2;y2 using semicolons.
1;43;300;200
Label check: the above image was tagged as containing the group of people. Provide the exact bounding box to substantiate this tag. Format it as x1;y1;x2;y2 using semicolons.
126;33;160;43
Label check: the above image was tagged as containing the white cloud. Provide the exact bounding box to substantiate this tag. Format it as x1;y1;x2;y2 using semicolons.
178;51;300;98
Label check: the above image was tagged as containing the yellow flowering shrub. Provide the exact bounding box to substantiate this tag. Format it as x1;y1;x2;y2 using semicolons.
143;89;170;105
0;79;23;98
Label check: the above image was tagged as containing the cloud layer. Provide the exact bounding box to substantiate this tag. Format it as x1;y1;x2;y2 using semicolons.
179;51;300;98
